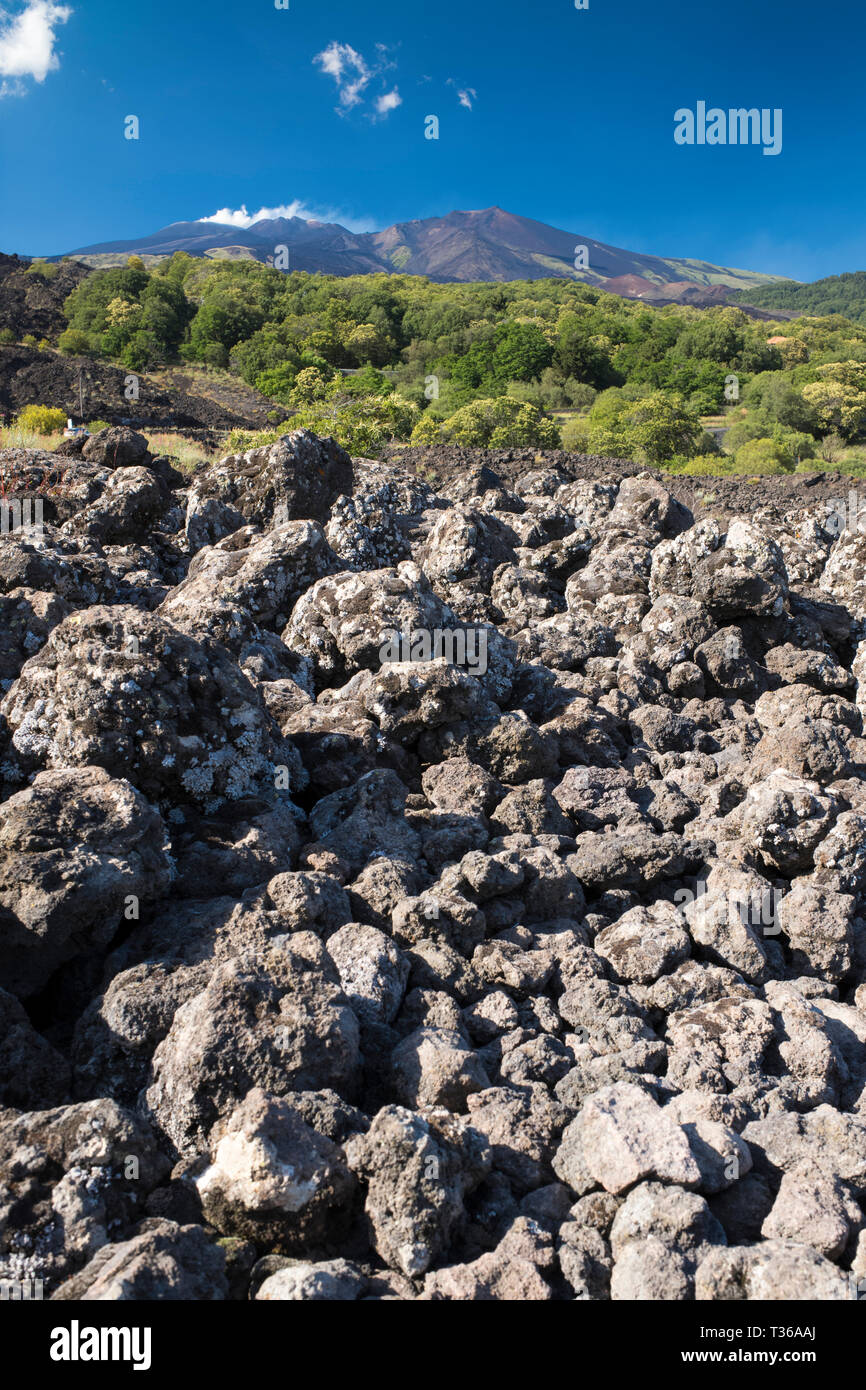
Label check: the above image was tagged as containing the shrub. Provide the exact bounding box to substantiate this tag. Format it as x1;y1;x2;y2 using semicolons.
620;391;705;466
417;396;560;449
226;427;283;452
17;405;67;435
86;419;111;433
293;391;420;456
22;334;38;347
26;259;60;280
202;342;229;370
732;437;795;474
290;367;330;406
254;364;298;404
568;381;598;412
674;453;737;476
820;433;845;464
58;328;93;356
410;412;443;445
341;365;391;398
0;327;15;345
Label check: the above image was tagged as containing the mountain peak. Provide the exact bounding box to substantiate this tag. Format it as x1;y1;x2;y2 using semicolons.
60;207;782;297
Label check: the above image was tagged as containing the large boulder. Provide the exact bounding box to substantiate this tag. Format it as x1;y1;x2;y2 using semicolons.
144;939;361;1157
187;429;352;529
0;767;171;997
1;605;298;808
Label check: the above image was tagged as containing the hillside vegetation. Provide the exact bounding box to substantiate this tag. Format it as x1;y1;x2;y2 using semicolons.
7;251;866;471
733;271;866;326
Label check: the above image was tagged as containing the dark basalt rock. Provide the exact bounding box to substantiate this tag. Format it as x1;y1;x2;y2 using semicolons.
1;435;864;1303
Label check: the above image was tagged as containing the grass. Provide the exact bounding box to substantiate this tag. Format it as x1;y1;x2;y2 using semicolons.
147;362;241;392
662;441;866;480
1;424;220;476
699;414;730;429
225;427;282;453
0;425;64;451
146;431;218;474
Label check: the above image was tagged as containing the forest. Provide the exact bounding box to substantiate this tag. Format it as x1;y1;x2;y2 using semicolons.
733;271;866;326
42;252;866;472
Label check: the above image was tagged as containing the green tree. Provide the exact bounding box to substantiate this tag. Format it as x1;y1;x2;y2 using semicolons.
189;294;264;356
290;366;331;405
802;375;866;439
743;373;819;434
554;313;616;388
621;391;704;465
342;364;391;397
254;363;298;403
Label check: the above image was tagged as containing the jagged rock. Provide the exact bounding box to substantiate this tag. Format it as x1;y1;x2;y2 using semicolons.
0;767;171;997
1;606;296;809
422;1216;555;1300
82;426;150;470
193;1089;358;1252
4;437;866;1302
344;1105;490;1277
144;939;361;1157
556;1083;701;1195
51;1220;227;1300
695;1240;850;1301
188;429;352;528
0;1099;170;1289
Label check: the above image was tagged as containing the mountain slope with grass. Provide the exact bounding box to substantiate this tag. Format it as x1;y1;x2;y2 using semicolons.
60;207;783;297
732;271;866;325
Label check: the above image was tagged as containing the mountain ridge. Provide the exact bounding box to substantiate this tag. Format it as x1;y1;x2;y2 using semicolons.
56;206;786;300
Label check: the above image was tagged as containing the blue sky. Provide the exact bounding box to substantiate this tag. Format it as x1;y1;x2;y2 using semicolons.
0;0;863;280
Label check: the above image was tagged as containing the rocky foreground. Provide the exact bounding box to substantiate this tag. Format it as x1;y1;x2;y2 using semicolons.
3;427;866;1301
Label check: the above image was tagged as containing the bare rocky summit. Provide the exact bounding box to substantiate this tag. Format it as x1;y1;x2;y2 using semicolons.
2;427;866;1302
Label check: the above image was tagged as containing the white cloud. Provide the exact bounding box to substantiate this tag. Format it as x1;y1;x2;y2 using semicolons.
199;201;309;228
375;87;401;116
314;40;401;119
0;0;71;96
314;41;370;111
197;201;377;234
447;78;477;110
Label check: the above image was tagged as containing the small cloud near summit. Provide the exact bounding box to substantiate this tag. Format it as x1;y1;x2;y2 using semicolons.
197;201;377;234
198;201;311;229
